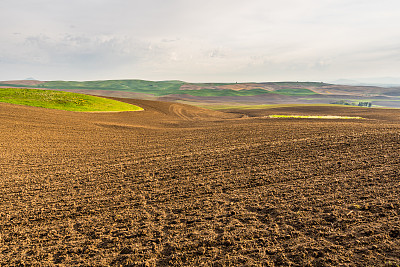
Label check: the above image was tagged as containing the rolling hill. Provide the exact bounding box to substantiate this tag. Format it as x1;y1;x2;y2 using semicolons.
2;79;400;108
0;79;323;96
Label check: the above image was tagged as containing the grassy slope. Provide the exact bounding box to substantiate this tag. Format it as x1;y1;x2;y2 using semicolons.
0;88;142;112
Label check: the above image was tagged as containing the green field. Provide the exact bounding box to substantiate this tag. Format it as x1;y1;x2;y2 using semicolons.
37;80;273;97
37;80;185;96
0;88;142;112
0;80;324;97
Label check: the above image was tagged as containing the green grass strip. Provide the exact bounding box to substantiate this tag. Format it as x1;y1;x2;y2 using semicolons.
0;88;142;112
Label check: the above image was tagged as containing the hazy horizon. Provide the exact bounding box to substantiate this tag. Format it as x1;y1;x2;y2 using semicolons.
2;0;400;83
4;77;400;87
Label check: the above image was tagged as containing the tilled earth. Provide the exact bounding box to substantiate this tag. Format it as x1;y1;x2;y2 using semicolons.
1;99;400;266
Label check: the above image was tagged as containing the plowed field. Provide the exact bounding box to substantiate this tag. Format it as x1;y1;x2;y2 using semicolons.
1;99;400;266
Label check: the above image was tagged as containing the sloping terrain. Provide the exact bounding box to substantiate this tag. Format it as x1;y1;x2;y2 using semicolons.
0;88;142;112
3;79;400;108
0;79;394;96
1;100;400;266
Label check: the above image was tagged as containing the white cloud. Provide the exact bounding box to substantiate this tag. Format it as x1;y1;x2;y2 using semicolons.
1;0;400;81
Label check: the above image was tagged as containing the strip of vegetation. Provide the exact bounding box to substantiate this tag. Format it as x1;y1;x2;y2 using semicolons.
268;115;364;119
331;100;372;107
0;88;142;112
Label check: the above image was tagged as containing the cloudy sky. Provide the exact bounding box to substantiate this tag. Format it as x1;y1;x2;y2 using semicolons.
1;0;400;82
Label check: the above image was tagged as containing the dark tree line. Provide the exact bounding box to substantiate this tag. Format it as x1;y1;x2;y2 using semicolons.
331;100;372;107
358;102;372;107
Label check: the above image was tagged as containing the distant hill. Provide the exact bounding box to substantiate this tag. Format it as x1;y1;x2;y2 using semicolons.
2;79;400;108
1;79;398;96
1;80;46;86
331;77;400;87
0;79;326;97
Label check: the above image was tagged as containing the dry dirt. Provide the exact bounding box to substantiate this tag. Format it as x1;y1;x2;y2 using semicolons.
1;99;400;266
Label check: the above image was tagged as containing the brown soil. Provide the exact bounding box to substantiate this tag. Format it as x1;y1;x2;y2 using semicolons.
1;99;400;266
158;93;294;105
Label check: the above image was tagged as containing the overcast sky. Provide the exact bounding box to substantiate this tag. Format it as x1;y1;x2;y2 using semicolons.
1;0;400;82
